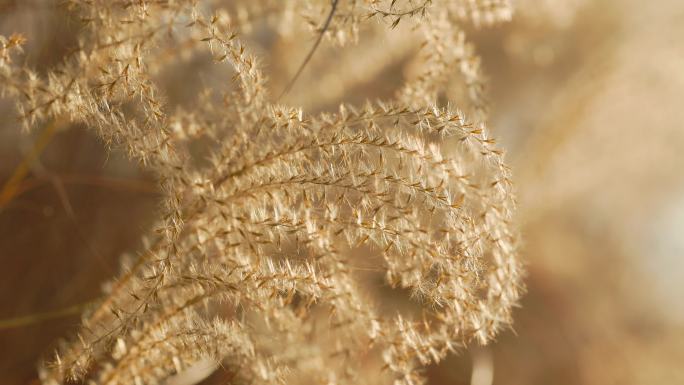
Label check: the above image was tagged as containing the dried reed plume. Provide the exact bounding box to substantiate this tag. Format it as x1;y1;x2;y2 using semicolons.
0;1;522;384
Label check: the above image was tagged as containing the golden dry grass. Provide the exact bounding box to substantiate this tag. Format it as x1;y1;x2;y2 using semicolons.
1;1;683;384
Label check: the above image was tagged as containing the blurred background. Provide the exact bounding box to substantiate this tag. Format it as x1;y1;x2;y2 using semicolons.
1;0;683;384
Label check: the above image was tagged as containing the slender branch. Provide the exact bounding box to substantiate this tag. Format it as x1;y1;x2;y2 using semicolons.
0;299;95;330
0;119;61;211
279;0;339;99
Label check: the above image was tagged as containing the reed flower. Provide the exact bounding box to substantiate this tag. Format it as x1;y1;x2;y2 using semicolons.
0;1;522;384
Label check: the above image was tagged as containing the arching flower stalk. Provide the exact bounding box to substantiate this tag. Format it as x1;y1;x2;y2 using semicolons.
0;1;522;384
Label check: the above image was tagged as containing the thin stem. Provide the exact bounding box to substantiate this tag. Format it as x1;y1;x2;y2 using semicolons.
0;119;61;210
0;299;95;330
279;0;339;98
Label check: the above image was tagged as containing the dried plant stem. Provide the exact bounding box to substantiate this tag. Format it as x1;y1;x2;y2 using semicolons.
0;300;95;331
0;119;61;210
279;0;339;98
13;174;159;197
